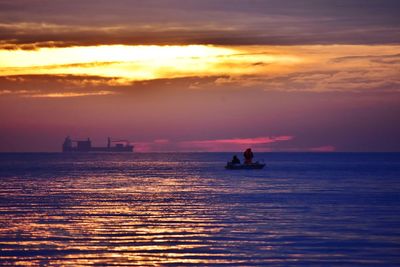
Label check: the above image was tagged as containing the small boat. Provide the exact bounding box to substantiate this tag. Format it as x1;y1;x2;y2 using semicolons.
225;162;265;170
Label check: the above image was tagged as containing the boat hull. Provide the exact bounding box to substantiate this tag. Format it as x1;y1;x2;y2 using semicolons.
225;163;265;170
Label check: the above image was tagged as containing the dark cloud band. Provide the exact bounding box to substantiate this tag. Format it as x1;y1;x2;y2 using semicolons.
1;0;400;47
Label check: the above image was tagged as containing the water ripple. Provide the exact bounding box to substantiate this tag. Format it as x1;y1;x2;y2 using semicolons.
0;153;399;266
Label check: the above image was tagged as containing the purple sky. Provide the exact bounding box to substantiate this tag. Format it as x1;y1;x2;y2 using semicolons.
0;0;399;152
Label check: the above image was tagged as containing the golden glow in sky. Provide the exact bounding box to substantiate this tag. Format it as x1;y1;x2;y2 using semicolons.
0;45;303;81
0;44;399;93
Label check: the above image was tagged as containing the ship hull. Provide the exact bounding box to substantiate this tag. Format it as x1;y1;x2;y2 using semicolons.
62;137;134;152
63;146;134;152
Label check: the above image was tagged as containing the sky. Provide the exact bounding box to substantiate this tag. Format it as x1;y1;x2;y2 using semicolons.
0;0;399;152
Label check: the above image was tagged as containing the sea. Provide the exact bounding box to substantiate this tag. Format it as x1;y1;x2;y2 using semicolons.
0;152;399;266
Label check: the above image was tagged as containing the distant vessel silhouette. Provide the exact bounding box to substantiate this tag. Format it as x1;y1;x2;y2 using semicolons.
62;136;133;152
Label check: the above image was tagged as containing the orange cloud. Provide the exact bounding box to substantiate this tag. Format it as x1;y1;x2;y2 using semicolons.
27;91;115;98
1;45;399;93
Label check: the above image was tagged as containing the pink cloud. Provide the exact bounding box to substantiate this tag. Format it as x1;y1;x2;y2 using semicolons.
309;145;336;152
133;139;171;152
133;142;153;152
179;136;294;152
133;136;294;152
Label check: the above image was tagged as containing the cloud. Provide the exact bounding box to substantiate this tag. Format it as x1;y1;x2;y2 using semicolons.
331;53;400;64
0;88;115;98
131;139;171;152
0;74;226;100
2;44;399;93
0;89;37;96
27;91;115;98
213;46;400;93
129;136;294;152
0;44;399;100
0;44;305;82
0;74;126;98
0;1;399;47
179;136;294;152
215;70;400;93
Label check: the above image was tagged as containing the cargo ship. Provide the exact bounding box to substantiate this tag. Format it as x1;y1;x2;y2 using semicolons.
62;136;134;152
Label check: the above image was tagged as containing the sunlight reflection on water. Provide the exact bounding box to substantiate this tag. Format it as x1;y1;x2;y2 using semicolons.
0;153;399;266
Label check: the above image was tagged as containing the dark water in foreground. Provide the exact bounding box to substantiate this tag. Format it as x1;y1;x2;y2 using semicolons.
0;153;399;266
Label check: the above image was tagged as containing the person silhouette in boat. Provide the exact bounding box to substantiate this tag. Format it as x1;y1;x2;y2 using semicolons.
243;148;254;164
230;155;241;165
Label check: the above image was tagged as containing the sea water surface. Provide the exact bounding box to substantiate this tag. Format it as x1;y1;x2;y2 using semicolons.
0;153;399;266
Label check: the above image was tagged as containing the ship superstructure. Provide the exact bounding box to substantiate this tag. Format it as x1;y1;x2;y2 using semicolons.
62;136;133;152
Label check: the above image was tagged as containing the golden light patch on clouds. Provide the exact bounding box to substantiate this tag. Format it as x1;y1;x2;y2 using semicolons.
28;91;115;98
0;45;303;81
0;89;115;98
214;45;400;92
0;44;399;92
